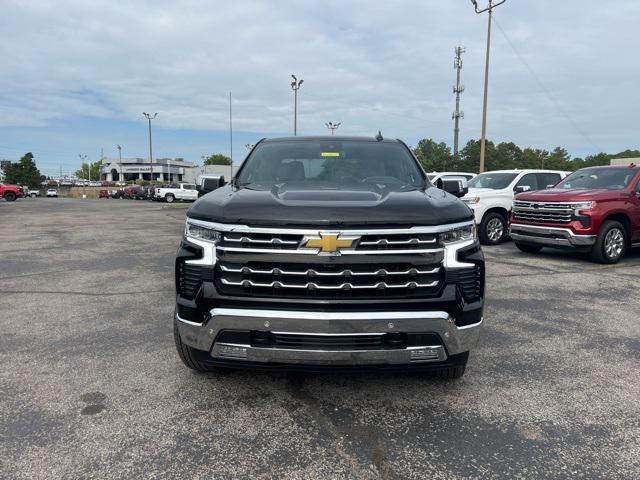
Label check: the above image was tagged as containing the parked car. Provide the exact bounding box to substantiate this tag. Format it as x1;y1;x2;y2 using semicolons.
510;164;640;263
462;169;569;245
120;186;138;199
133;187;149;200
111;189;124;199
1;183;22;201
174;135;484;378
98;190;110;199
26;188;40;198
155;183;198;203
427;171;476;188
46;188;58;197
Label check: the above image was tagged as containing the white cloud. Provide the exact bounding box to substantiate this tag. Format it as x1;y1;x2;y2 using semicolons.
1;0;640;155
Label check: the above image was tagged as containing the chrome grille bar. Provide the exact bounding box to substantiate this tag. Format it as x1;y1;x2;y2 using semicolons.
220;279;439;290
359;238;437;246
220;264;440;276
222;235;299;245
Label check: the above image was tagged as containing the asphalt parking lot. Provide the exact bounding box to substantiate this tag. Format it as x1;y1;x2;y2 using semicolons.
1;198;639;479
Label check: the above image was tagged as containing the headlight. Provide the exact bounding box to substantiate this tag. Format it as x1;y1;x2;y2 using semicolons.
185;221;221;243
439;224;477;244
572;201;596;212
462;196;480;204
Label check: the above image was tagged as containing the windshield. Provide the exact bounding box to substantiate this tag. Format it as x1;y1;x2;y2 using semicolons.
555;168;637;190
236;140;424;190
468;172;518;190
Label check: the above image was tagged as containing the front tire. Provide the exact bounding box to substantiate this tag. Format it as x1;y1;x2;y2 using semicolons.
165;194;175;203
173;321;217;373
590;220;626;264
4;192;16;201
514;242;543;254
30;193;37;198
479;212;507;245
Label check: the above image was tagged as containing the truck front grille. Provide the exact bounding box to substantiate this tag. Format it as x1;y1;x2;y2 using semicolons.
216;261;442;299
218;231;441;254
512;201;573;224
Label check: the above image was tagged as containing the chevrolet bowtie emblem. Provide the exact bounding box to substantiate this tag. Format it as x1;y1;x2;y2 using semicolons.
302;233;359;254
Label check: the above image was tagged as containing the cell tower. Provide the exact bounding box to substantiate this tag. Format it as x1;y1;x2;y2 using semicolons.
452;46;465;161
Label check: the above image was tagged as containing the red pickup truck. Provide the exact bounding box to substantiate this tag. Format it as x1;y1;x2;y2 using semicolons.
510;164;640;264
0;183;22;202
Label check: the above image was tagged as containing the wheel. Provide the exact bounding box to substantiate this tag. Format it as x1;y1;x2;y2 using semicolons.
4;192;16;201
590;220;627;264
173;321;217;372
30;193;37;198
514;242;543;254
165;194;175;203
479;212;507;245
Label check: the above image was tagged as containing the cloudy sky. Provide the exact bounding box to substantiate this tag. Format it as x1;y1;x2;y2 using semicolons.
1;0;639;176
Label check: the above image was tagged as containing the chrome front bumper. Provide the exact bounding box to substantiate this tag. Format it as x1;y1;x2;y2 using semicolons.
509;223;596;247
176;308;483;366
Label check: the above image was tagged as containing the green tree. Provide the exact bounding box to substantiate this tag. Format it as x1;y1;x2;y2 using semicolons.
413;139;452;172
3;152;43;187
494;142;523;170
520;148;550;169
74;160;102;180
203;154;232;166
545;147;571;170
457;139;499;173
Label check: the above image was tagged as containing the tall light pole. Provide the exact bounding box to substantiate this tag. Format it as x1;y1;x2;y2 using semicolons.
325;122;341;136
143;112;158;182
471;0;506;173
291;75;303;136
229;91;233;181
79;154;87;181
116;145;123;182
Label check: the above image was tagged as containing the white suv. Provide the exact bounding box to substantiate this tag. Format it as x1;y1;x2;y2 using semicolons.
462;169;569;245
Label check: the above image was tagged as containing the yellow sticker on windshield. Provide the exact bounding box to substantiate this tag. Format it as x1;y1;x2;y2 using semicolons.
321;152;340;157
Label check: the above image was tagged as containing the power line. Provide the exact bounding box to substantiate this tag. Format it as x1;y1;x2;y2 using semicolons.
492;15;601;152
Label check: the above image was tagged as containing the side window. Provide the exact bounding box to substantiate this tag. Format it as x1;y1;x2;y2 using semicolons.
515;173;539;192
537;173;561;189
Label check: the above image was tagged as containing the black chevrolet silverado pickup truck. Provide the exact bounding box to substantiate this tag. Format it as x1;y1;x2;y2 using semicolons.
174;136;484;378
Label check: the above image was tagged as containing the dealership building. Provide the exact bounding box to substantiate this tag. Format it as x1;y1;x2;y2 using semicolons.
100;157;195;182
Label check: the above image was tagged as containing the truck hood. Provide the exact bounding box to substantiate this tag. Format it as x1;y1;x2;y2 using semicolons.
465;187;499;197
187;184;473;227
515;188;622;202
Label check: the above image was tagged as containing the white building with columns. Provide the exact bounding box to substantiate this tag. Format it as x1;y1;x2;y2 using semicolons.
100;157;195;182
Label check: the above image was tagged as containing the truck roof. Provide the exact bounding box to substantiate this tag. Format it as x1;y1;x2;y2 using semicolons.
262;135;401;144
481;169;569;174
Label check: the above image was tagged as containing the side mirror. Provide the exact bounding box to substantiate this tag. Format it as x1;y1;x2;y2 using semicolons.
197;176;225;194
439;177;469;198
514;185;531;194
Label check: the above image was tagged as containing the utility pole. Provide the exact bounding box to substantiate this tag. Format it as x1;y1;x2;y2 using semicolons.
143;112;158;182
325;122;341;136
452;46;465;165
291;75;304;136
470;0;507;173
